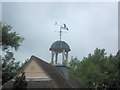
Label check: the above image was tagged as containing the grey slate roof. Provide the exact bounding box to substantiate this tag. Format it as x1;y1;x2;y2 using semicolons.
49;41;71;53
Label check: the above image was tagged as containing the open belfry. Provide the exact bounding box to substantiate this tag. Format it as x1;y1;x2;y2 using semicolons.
2;22;86;88
49;23;71;66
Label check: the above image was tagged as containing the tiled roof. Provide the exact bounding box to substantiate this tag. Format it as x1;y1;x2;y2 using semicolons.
2;56;87;88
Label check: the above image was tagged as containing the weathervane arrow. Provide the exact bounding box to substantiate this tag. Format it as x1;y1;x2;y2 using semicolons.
54;22;69;41
61;24;69;30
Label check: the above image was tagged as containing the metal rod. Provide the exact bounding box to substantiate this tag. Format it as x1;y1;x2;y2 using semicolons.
60;27;62;41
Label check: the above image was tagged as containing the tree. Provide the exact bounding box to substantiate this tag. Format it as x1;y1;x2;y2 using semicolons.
2;23;24;51
69;48;120;89
69;56;80;76
20;59;29;70
2;51;21;84
2;23;24;84
13;71;27;89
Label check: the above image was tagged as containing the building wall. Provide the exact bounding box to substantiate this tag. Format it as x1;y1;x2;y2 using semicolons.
18;59;49;79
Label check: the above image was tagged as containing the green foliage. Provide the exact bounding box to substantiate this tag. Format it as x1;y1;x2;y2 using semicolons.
69;48;120;89
20;59;29;70
2;23;24;51
2;51;21;84
69;56;80;76
2;23;24;85
13;72;27;89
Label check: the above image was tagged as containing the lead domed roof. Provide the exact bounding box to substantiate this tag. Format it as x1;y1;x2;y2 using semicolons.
49;41;71;53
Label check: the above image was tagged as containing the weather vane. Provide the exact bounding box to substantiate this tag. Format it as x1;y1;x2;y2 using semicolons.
54;22;69;41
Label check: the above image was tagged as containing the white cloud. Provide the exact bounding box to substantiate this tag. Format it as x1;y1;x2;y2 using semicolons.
2;2;118;63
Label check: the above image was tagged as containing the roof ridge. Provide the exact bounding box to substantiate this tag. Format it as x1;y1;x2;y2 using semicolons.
32;56;72;87
2;55;87;88
31;55;50;65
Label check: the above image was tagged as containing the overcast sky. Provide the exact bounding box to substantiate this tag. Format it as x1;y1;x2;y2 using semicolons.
2;2;118;63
